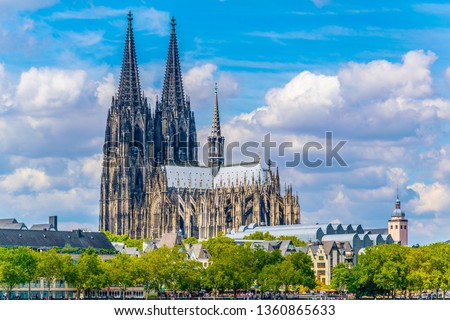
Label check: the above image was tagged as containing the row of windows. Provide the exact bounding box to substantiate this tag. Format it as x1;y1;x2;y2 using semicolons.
390;225;407;230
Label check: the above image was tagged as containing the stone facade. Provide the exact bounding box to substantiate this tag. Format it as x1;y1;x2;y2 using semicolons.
99;13;300;240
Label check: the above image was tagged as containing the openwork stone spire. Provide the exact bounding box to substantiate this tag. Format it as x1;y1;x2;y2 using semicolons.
211;83;221;137
161;17;185;113
117;11;142;110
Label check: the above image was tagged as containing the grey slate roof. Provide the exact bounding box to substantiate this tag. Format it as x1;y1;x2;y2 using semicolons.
365;228;388;235
296;246;308;253
0;229;114;250
30;224;55;231
0;218;18;224
0;222;28;230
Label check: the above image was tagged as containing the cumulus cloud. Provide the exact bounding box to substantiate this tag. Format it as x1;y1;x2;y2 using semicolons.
445;66;450;86
95;73;116;108
255;71;341;130
0;168;51;193
0;64;14;112
66;154;103;188
0;187;99;221
433;153;450;181
229;50;445;140
16;67;88;113
339;50;436;103
407;182;450;214
184;63;239;109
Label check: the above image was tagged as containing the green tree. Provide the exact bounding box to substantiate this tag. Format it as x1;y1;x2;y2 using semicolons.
258;263;284;295
0;248;23;299
14;247;38;299
206;243;256;299
243;231;277;241
285;251;316;294
330;263;354;297
350;244;409;298
276;235;307;247
136;249;161;298
177;258;204;293
104;254;139;299
36;249;70;299
102;231;146;251
252;247;283;273
202;233;236;257
182;237;199;245
69;248;106;299
137;247;187;297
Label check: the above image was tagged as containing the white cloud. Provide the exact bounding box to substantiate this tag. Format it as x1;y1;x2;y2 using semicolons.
16;67;88;112
134;8;170;36
445;66;450;86
62;30;105;47
0;187;99;220
386;167;409;187
66;154;103;188
0;168;51;193
0;64;14;112
338;50;436;103
231;71;340;131
95;73;116;108
407;182;450;214
184;63;239;109
228;50;447;140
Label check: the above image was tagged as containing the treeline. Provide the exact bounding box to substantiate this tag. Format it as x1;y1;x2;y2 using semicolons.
242;231;308;247
0;234;316;299
331;243;450;298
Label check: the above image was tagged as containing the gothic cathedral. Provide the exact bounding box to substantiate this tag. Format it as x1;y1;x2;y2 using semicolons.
99;13;300;239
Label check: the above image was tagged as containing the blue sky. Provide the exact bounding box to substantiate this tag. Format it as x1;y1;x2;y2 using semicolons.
1;0;450;244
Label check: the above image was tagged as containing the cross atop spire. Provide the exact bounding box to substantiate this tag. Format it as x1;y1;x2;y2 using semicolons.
161;15;185;114
211;82;221;137
117;11;142;110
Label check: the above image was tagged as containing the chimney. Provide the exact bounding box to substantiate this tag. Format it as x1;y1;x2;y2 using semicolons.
49;216;58;231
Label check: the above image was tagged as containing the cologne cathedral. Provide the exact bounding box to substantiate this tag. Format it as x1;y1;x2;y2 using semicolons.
99;13;300;240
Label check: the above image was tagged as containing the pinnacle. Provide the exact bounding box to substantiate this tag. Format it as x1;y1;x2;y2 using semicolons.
117;11;142;110
161;16;185;113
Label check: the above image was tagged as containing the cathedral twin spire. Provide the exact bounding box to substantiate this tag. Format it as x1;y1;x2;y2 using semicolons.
107;11;222;168
161;16;186;116
117;12;142;111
